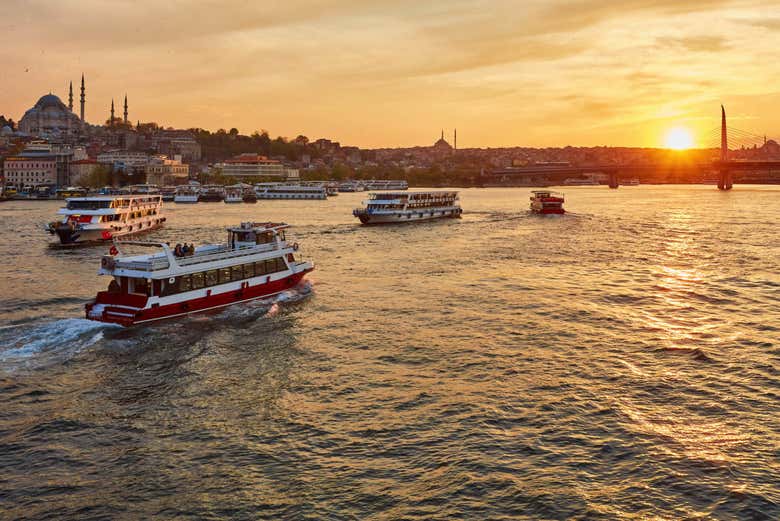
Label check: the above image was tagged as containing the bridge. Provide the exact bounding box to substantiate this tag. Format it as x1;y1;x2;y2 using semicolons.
482;106;780;189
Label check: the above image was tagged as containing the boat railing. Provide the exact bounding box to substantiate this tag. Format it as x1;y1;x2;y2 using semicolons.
114;241;281;271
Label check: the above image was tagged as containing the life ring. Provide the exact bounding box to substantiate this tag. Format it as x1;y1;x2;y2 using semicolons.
292;242;299;251
109;245;118;256
169;277;176;284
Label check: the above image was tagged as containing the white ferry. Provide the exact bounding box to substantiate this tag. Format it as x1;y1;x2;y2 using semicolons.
363;180;409;191
174;185;199;203
85;222;314;326
46;194;165;245
128;184;161;194
623;178;640;186
224;186;244;203
255;183;327;200
353;191;462;224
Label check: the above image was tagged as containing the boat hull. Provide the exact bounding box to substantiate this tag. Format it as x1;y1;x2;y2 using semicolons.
86;270;310;326
356;208;462;224
50;218;165;245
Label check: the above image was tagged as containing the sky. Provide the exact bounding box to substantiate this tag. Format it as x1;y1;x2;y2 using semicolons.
1;0;779;148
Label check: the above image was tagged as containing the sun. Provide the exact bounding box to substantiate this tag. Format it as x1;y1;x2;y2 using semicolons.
664;127;694;150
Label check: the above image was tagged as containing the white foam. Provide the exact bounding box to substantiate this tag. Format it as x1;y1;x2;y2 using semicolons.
0;318;119;364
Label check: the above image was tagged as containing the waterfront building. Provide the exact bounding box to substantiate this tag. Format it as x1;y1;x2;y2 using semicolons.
145;156;189;186
215;153;299;181
3;156;57;187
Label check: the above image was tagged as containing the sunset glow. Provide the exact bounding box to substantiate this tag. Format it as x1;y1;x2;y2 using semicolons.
664;127;694;150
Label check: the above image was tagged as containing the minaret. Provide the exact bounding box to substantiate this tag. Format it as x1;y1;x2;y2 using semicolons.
454;129;457;151
68;81;73;111
79;74;85;122
123;94;128;124
110;99;115;126
441;129;444;140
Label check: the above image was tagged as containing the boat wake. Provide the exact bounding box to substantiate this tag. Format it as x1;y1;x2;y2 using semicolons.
216;281;315;321
0;318;121;366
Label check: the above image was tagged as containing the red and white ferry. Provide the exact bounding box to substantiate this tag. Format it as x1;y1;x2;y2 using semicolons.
85;222;314;326
529;190;565;215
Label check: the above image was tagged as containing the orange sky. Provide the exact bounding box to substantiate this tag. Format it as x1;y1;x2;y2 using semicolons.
1;0;779;148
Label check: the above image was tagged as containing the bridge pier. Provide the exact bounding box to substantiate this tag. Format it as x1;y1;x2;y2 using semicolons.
608;172;619;189
717;169;733;190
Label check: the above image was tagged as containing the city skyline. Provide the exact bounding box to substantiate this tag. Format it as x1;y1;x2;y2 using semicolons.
1;1;779;148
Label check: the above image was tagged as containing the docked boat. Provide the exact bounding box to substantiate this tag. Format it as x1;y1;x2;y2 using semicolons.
530;190;565;214
623;178;640;186
224;186;244;203
255;183;327;200
56;187;88;199
363;180;409;191
174;185;199;203
46;194;165;245
242;187;258;203
128;184;161;195
160;186;177;202
85;222;314;326
353;191;462;224
338;181;365;192
199;184;225;202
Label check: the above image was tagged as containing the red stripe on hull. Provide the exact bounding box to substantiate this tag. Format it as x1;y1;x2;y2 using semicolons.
86;271;310;326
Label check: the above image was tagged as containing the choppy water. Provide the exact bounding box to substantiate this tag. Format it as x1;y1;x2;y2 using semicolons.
1;186;779;520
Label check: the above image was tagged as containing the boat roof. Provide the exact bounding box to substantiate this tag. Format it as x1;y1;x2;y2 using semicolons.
226;221;289;232
65;194;162;201
370;191;458;197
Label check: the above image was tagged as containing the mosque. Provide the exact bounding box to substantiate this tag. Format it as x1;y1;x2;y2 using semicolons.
18;75;130;138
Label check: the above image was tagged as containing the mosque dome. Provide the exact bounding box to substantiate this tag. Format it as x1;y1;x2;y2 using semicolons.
0;125;12;136
19;92;83;137
36;94;67;110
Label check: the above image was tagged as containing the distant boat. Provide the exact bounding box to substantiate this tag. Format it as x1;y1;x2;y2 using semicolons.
353;191;462;224
530;190;565;214
563;178;599;186
623;178;640;186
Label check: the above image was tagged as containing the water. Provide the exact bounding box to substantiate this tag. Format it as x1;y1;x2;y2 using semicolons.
1;187;779;520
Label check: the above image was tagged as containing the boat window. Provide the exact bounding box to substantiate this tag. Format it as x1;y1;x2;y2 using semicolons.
254;261;267;276
243;263;255;278
205;270;218;286
276;257;288;271
179;275;193;292
191;272;205;289
231;265;244;280
218;267;232;284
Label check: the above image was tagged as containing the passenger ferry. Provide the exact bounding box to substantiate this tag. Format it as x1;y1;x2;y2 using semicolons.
363;180;409;191
56;187;88;199
85;222;314;326
46;194;165;245
353;191;462;224
623;178;640;186
563;177;600;186
199;184;225;202
530;190;565;214
338;181;365;192
160;186;177;201
174;185;199;203
224;186;244;203
255;183;327;200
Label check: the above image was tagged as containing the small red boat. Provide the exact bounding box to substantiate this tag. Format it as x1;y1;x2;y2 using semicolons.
530;190;565;214
85;222;314;326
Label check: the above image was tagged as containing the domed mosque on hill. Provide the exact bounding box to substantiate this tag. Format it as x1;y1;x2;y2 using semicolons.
18;75;88;138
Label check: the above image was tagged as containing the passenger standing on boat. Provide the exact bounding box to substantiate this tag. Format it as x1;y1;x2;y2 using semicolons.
174;243;183;257
188;243;195;256
182;244;189;256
